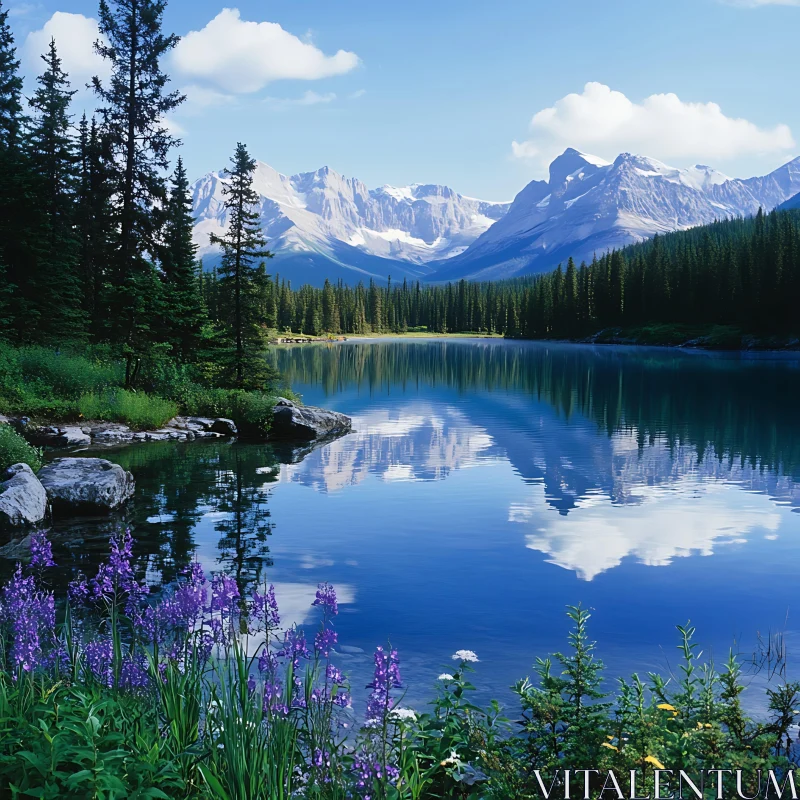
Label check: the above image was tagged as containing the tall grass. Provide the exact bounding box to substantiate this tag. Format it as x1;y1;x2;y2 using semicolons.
0;343;290;436
77;389;179;430
1;530;799;799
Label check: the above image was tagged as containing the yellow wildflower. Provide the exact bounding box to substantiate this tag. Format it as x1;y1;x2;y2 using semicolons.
656;703;677;713
602;742;619;751
607;735;615;740
645;756;665;769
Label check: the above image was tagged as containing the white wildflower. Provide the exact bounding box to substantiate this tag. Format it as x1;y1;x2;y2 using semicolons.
390;707;417;722
438;673;454;681
452;650;479;663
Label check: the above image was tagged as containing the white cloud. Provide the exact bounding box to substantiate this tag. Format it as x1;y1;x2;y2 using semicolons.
512;82;795;174
264;90;337;109
181;83;236;111
23;12;110;87
171;8;359;94
513;480;782;581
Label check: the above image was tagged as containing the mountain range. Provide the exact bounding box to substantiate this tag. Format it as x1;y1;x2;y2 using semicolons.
191;149;800;286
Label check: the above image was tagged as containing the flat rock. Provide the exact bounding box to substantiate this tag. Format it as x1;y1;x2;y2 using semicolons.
91;424;134;443
0;463;48;526
38;457;135;514
270;398;352;442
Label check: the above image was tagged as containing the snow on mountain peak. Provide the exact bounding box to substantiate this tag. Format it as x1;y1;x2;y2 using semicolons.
192;162;512;277
430;149;800;283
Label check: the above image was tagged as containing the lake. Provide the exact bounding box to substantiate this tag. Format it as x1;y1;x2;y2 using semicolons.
6;338;800;712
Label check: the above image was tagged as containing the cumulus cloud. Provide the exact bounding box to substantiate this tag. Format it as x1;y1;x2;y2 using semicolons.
171;8;359;94
512;82;795;173
23;12;109;86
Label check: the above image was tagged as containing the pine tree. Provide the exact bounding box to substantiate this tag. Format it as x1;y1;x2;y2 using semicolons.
93;0;184;383
209;142;274;388
159;157;205;360
0;0;36;340
27;38;87;343
76;116;114;337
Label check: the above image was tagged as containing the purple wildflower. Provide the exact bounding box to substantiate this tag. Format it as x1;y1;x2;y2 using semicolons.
68;577;90;605
326;663;344;684
263;679;288;716
84;639;114;687
29;530;54;569
312;582;338;616
365;646;402;727
120;654;150;691
258;647;278;674
0;564;56;674
315;628;338;658
251;584;280;629
210;574;240;613
279;627;309;667
69;530;149;612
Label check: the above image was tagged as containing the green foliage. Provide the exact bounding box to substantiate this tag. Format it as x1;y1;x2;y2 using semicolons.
26;38;87;344
159;157;205;361
0;344;122;418
77;389;179;430
0;674;184;797
0;423;42;472
0;343;287;437
208;142;275;389
181;388;277;439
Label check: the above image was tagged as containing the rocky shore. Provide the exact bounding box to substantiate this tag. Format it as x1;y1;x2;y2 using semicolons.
0;398;352;528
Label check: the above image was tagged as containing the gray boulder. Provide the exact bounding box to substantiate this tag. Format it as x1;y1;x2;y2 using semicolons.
270;398;352;442
0;463;48;526
38;457;135;514
210;418;237;436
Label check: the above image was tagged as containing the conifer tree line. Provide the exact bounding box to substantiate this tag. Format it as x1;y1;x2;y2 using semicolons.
0;0;273;389
199;273;525;337
515;208;800;339
226;208;800;339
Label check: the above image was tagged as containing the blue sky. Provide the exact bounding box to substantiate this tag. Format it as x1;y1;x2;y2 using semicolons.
8;0;800;200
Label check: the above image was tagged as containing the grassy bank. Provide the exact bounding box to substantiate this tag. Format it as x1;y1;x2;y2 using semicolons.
0;529;797;799
0;344;294;438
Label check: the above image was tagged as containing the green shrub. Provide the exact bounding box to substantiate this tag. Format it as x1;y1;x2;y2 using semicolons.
180;387;278;438
77;390;179;430
0;424;43;472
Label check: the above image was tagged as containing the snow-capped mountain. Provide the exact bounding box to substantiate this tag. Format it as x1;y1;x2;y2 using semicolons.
191;162;510;285
430;148;800;282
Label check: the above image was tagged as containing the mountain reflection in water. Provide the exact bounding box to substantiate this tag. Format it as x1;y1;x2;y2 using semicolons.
4;339;800;705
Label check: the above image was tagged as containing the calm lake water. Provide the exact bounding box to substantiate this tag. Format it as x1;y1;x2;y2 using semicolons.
6;338;800;710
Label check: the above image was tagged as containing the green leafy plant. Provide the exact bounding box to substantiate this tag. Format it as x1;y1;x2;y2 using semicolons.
0;423;43;472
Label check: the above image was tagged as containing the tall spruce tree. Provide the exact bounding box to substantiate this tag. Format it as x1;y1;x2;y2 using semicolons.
76;115;115;338
0;0;36;340
159;157;205;360
209;142;274;388
27;38;86;342
92;0;184;383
